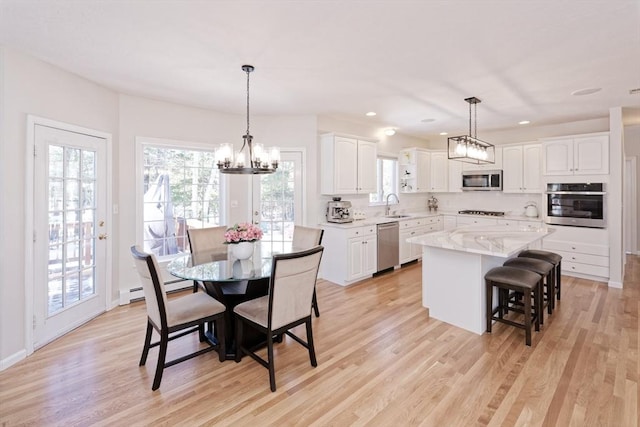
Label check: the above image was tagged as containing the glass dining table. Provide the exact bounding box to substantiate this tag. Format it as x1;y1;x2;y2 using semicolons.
167;248;276;360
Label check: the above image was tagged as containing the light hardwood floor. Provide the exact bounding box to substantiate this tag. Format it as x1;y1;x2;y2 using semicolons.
1;256;638;426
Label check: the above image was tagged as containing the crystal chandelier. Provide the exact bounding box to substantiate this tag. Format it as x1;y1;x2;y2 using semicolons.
447;97;495;164
216;65;280;174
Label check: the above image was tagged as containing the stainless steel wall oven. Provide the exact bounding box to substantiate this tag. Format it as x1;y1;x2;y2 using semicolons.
545;183;606;228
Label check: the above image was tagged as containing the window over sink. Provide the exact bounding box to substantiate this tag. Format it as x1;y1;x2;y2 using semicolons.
369;155;398;204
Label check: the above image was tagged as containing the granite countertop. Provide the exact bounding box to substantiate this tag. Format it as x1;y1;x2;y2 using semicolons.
319;210;541;229
406;224;554;258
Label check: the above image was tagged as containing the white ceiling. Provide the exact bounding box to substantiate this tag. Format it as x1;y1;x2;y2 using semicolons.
1;0;639;139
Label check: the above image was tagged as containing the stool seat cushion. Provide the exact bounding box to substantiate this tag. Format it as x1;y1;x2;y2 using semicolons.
518;250;562;264
485;266;541;289
504;258;554;275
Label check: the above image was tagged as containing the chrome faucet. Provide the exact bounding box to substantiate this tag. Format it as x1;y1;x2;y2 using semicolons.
385;193;400;216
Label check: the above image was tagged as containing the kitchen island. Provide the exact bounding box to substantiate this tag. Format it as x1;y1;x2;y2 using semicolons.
406;224;554;335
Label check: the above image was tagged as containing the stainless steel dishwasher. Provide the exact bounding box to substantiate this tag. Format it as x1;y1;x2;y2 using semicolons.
377;221;399;272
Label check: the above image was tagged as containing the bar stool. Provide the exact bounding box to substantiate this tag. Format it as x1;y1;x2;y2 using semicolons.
485;266;542;346
518;250;563;300
503;257;555;324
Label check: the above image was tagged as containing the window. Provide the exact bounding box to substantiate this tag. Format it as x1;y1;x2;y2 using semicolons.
370;155;399;204
140;142;221;257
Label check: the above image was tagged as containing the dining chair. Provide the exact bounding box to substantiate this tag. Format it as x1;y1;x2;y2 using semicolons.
292;225;324;317
234;245;324;392
130;245;226;391
187;225;227;292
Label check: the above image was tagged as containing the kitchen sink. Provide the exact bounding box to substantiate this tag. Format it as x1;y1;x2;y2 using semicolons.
385;214;410;219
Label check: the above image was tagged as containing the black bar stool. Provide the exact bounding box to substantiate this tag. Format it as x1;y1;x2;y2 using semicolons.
485;266;542;346
503;257;555;324
518;250;563;300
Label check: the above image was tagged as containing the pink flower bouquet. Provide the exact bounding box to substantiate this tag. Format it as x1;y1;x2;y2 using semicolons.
224;222;263;243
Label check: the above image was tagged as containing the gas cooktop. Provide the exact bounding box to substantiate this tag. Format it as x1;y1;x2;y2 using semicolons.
458;210;505;217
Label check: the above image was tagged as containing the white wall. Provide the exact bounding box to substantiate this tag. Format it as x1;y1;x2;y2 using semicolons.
624;124;640;252
0;47;119;364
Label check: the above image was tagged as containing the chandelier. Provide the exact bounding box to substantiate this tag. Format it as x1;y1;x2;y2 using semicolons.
447;97;495;164
216;65;280;174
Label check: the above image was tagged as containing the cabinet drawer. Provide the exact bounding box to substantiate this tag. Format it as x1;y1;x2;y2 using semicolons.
345;226;377;239
563;261;609;278
497;219;518;226
423;216;440;225
553;250;609;267
401;219;424;229
543;240;608;257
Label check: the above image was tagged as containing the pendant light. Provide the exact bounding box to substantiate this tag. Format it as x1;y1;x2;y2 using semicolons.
216;65;280;174
447;97;495;164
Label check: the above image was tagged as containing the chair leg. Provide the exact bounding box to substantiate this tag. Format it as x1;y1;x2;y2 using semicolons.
139;320;153;366
234;317;244;363
152;331;169;391
524;290;532;346
538;278;545;326
556;262;562;300
312;288;320;317
486;280;493;333
267;333;276;392
216;316;226;362
193;280;199;293
306;318;317;367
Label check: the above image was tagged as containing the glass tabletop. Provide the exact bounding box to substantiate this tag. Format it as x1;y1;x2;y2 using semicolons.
167;249;273;282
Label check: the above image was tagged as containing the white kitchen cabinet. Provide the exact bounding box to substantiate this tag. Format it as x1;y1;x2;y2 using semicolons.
400;149;449;193
462;146;502;171
399;148;431;193
502;143;542;193
447;159;463;192
456;216;498;226
320;224;377;286
443;215;457;230
400;216;442;263
542;225;609;281
429;151;448;192
541;133;609;176
497;218;542;227
320;133;377;194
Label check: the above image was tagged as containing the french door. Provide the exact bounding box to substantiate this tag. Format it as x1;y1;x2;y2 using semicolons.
32;122;109;349
253;151;304;256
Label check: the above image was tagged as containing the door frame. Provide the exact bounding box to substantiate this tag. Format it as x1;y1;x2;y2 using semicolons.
624;156;638;256
24;115;113;355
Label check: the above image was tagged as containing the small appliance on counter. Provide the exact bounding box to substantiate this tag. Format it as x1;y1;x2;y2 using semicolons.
524;201;539;218
326;197;353;223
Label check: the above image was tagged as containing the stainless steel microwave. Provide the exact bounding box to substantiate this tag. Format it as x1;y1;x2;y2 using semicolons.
461;170;502;191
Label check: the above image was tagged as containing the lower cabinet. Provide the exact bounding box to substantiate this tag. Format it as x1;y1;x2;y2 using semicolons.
399;216;442;264
320;224;377;286
456;216;498;226
542;226;609;281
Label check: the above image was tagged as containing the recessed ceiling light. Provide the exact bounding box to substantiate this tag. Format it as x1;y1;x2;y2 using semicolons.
571;87;601;96
366;111;377;117
384;128;396;136
518;120;530;125
421;118;435;123
439;132;448;135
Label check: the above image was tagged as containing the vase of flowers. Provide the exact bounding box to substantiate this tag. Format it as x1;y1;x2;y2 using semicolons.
224;222;263;260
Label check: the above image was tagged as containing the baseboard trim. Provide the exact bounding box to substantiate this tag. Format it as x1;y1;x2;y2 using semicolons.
0;349;27;372
608;280;623;289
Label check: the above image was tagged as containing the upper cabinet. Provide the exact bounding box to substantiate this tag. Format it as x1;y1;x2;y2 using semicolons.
447;158;463;192
429;151;449;192
541;133;609;176
462;147;502;171
502;143;542;193
320;133;377;195
399;149;448;193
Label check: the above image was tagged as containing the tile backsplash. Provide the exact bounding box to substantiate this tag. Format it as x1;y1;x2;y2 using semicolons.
318;192;544;222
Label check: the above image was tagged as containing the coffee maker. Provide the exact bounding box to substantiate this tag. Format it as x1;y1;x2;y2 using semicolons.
326;198;353;223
